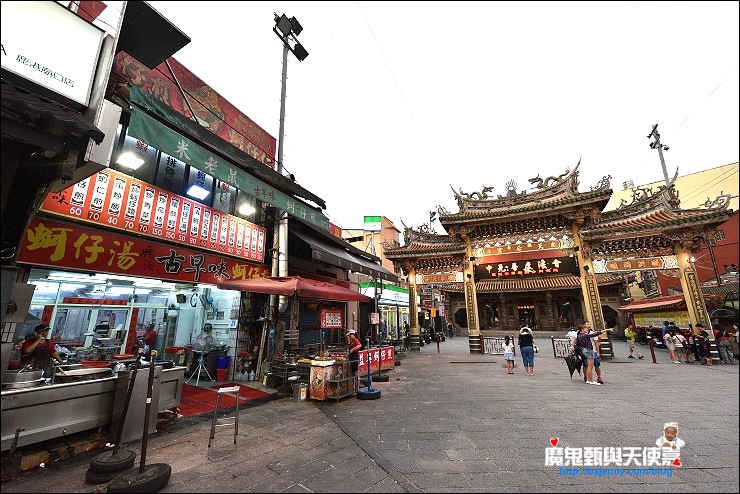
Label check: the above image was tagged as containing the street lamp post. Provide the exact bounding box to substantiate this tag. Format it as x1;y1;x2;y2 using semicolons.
268;14;309;320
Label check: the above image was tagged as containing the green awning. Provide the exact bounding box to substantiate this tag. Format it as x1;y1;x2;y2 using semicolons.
128;107;330;231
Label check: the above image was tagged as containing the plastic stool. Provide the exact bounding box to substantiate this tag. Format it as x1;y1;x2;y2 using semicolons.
208;385;241;449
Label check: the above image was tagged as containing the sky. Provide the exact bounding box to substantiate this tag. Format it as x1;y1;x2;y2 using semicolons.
147;1;739;237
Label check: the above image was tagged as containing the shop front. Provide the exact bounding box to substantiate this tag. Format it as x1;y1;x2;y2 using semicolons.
359;282;410;340
14;214;269;369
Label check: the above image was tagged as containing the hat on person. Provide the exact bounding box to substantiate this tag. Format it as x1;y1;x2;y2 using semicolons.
345;329;356;336
34;324;51;333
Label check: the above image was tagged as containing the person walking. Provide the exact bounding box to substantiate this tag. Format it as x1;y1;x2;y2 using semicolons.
670;327;683;363
503;335;515;374
518;325;536;376
624;326;644;359
664;328;678;363
447;322;454;339
695;323;713;366
683;329;695;363
574;321;613;385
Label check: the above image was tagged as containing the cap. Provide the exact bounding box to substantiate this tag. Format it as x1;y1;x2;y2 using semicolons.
34;324;51;332
345;329;356;335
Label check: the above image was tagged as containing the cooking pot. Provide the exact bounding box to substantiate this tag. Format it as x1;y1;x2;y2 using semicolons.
3;369;44;384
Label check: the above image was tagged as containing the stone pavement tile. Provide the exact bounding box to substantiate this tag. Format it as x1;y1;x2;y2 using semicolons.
360;475;406;493
404;472;471;490
417;458;498;474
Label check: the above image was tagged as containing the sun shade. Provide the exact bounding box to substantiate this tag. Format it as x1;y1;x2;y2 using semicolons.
217;276;371;302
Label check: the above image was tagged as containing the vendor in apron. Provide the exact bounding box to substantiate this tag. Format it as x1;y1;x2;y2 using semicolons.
20;324;64;376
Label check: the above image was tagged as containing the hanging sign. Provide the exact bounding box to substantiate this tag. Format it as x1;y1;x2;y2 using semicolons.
476;256;577;279
18;217;270;285
40;168;266;262
319;309;343;329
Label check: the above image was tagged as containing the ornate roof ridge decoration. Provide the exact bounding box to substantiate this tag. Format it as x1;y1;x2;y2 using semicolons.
444;159;612;216
613;169;680;213
387;219;461;251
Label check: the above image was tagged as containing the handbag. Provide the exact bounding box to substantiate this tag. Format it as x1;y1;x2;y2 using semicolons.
533;345;539;353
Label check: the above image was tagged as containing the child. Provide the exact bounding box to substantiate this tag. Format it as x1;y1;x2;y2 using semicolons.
503;335;515;374
655;422;685;449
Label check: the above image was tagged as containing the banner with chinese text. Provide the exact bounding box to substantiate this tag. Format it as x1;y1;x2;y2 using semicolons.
18;218;270;285
40;168;266;262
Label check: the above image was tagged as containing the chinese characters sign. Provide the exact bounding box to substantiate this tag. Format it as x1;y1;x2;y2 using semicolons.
319;309;343;329
40;168;266;262
357;346;394;374
593;256;678;273
18;218;270;285
476;256;577;279
114;54;276;168
475;241;563;257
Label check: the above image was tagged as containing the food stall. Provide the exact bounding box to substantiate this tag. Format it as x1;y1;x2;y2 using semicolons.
1;360;185;453
217;276;373;395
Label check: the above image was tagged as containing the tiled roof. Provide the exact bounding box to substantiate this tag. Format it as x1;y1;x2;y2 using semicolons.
670;281;738;298
581;207;732;236
440;188;611;223
441;273;624;293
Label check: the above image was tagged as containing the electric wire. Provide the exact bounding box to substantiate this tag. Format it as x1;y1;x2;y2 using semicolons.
636;65;739;171
355;1;417;127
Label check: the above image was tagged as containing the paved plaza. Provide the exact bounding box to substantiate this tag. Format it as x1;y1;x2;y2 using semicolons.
2;334;738;493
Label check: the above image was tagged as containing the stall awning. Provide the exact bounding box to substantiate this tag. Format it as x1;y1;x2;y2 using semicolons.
293;231;398;282
217;276;371;302
618;296;686;312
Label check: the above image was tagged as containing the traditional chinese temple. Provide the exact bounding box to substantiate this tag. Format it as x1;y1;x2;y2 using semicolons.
384;163;734;353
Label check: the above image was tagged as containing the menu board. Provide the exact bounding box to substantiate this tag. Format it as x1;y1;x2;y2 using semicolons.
41;168;265;262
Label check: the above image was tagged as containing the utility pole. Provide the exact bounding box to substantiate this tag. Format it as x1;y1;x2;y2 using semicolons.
647;124;671;186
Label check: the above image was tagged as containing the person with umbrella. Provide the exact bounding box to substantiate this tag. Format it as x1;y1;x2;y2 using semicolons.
574;321;613;385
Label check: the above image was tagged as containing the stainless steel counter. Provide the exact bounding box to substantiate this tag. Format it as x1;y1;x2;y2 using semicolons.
1;364;187;452
1;376;118;452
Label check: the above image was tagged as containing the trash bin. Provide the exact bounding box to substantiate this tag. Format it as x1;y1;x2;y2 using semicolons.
292;382;308;402
216;367;229;382
217;355;230;369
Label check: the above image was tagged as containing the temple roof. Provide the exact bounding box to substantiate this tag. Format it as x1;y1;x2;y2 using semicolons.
439;162;613;225
441;273;624;293
580;182;734;254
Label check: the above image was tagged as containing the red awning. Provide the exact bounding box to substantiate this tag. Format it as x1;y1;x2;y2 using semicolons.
218;276;371;302
618;296;686;312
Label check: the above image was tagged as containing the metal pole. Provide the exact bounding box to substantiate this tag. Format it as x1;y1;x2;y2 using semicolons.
139;351;156;473
270;38;290;320
656;139;670;187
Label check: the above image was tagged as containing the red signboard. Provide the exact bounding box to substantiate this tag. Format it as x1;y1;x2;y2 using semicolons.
114;53;276;168
40;168;266;262
357;346;394;374
18;217;270;285
319;309;343;329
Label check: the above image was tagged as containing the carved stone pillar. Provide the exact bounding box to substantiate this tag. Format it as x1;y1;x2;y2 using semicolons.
407;265;420;351
573;225;607;330
674;242;711;330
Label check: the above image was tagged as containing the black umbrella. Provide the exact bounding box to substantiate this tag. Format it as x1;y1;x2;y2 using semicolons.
564;354;582;379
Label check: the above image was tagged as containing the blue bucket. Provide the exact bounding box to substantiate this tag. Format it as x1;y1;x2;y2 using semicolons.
217;355;230;369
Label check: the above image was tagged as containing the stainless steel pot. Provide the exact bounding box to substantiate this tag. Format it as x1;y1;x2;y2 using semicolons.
3;369;44;384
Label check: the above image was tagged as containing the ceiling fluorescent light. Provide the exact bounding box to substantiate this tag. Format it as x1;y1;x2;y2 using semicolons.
116;152;145;170
186;184;210;200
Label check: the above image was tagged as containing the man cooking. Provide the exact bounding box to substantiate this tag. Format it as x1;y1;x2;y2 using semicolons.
20;324;64;375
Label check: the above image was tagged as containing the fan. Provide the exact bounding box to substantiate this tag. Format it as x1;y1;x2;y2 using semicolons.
200;295;217;317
